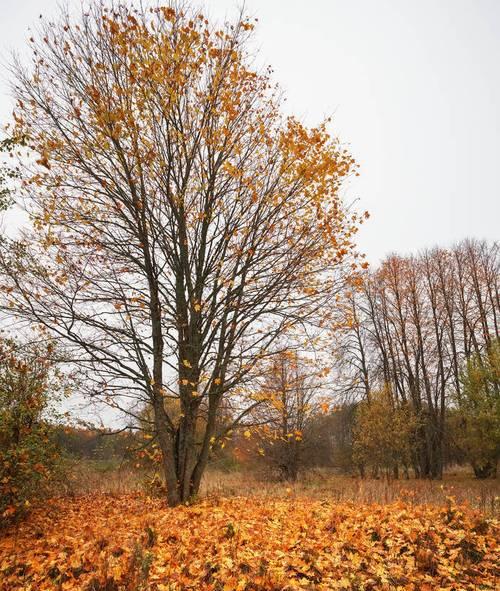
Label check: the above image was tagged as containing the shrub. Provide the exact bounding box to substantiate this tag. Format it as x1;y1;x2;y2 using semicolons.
454;340;500;478
0;338;66;525
353;388;417;478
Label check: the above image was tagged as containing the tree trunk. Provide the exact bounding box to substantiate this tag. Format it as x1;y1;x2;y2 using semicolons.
154;404;181;506
176;411;198;503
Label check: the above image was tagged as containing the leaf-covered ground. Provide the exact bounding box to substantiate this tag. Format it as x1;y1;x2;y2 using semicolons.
0;494;498;590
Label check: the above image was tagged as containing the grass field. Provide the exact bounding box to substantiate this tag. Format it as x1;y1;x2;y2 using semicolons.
64;462;500;516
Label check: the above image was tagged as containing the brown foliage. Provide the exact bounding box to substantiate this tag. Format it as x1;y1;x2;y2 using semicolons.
339;239;499;478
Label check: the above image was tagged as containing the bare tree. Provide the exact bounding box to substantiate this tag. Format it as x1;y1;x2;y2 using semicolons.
250;351;325;481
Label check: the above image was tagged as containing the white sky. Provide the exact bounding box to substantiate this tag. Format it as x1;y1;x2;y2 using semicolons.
1;0;499;262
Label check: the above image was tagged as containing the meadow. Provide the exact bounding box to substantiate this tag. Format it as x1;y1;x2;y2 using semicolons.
66;462;500;516
0;3;498;591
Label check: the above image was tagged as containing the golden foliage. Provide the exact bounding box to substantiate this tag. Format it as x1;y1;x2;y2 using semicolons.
11;2;365;284
353;388;418;474
0;494;498;590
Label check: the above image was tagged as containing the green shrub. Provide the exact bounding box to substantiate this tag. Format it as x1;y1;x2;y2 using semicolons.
455;340;500;478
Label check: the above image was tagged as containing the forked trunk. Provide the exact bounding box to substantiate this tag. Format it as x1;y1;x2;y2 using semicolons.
155;391;219;506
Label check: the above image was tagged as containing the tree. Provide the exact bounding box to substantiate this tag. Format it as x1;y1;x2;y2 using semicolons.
0;2;364;505
352;388;417;478
454;340;500;478
250;351;326;481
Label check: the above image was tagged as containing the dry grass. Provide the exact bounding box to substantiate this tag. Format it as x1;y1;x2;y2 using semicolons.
200;468;500;516
63;460;499;516
61;459;147;496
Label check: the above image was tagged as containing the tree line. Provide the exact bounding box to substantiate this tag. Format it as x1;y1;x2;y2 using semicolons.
229;239;498;482
333;239;499;479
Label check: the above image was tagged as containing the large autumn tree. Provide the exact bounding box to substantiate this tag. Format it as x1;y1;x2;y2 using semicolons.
1;1;365;504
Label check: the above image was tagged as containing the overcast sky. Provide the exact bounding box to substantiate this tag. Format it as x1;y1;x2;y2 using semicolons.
1;0;499;262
